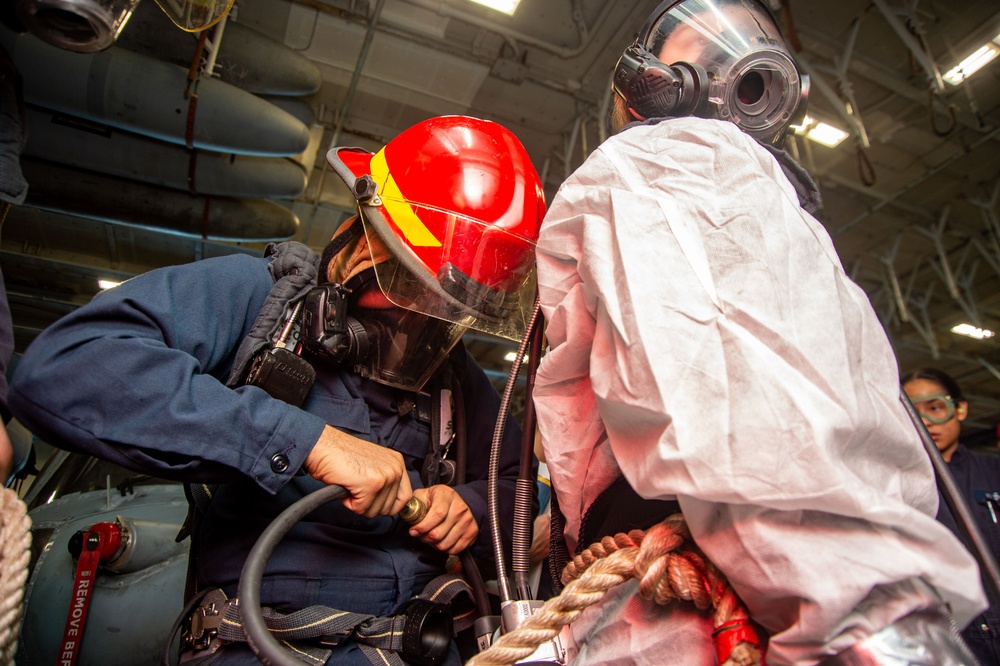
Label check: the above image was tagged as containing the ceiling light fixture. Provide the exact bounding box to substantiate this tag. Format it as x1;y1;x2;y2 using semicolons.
790;115;849;148
951;323;996;340
466;0;521;16
98;279;121;290
943;33;1000;85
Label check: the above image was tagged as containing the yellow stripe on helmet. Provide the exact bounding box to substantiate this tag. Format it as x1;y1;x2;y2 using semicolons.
368;148;442;248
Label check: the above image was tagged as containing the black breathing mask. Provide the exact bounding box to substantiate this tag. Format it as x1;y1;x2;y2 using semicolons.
299;281;370;367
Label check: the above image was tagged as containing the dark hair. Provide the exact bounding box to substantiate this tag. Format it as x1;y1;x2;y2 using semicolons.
901;367;965;403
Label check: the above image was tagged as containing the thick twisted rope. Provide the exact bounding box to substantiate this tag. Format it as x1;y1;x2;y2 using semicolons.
467;514;762;666
0;487;31;665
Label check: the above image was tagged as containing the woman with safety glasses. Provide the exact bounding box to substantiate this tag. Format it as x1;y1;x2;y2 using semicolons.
903;367;1000;665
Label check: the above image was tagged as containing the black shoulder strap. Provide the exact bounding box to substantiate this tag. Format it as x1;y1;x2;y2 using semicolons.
226;241;322;387
181;242;319;601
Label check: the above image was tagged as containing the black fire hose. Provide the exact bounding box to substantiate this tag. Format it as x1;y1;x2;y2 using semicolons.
238;484;350;666
237;487;491;665
899;388;1000;606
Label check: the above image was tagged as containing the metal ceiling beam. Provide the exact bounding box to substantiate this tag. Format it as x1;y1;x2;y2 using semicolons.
798;26;997;135
833;124;1000;237
869;0;945;92
402;0;617;60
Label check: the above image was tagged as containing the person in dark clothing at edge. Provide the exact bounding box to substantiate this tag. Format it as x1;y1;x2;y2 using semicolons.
904;368;1000;666
1;42;28;486
8;115;545;665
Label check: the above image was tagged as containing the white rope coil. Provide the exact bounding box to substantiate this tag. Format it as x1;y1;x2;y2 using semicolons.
0;487;31;666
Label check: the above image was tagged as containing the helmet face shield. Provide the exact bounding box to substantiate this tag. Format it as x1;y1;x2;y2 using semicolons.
643;0;803;144
360;201;538;342
348;283;470;392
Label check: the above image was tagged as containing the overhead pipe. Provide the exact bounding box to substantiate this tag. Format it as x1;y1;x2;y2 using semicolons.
927;251;983;330
954;261;984;328
402;0;617;60
795;54;869;149
913;206;961;299
201;9;228;76
877;235;911;323
305;0;387;234
563;115;582;180
979;357;1000;384
830;16;870;149
833;125;1000;237
972;239;1000;280
796;25;992;137
905;281;940;360
818;172;932;221
970;180;1000;266
869;0;945;92
285;0;582;97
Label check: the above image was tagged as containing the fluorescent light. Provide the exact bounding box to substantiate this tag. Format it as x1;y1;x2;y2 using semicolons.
944;35;1000;84
789;114;814;134
467;0;521;15
805;122;849;147
951;323;996;340
791;115;849;148
98;279;121;290
504;351;528;362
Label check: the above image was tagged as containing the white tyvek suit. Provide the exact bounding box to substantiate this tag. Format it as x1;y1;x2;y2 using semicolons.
533;116;986;665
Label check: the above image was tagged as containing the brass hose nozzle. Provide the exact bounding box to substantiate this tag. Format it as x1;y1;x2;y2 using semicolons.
399;496;428;524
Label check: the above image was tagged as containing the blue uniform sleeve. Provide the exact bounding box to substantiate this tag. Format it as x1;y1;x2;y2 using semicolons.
8;254;328;494
454;352;537;559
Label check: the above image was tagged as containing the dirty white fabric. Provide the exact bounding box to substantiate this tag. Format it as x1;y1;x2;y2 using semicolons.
533;116;986;665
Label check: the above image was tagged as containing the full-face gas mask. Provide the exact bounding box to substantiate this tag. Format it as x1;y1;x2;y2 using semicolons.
612;0;807;146
322;115;546;393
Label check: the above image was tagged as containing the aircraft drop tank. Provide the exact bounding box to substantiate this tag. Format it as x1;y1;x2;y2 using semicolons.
24;107;308;199
0;27;311;157
22;159;300;242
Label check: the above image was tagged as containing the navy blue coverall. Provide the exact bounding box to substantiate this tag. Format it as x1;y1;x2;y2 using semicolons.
9;251;525;664
938;445;1000;666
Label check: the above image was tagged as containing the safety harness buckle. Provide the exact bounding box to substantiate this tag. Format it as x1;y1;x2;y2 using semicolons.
183;589;232;655
189;603;224;649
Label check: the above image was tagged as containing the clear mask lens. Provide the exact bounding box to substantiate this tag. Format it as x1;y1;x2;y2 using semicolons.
909;392;957;425
644;0;802;144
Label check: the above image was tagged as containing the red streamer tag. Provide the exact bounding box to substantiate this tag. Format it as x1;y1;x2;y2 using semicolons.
713;618;765;665
57;532;102;666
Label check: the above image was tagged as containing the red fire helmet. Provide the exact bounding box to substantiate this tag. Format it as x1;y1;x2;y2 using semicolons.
327;115;546;342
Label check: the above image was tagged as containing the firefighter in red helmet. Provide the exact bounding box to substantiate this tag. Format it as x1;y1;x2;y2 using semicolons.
10;115;546;665
325;114;545;391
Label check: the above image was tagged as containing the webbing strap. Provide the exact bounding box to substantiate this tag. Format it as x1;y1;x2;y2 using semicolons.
418;573;476;633
57;532;102;666
206;574;473;666
217;598;405;665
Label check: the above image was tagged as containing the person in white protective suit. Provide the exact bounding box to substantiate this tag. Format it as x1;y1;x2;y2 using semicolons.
532;0;987;664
